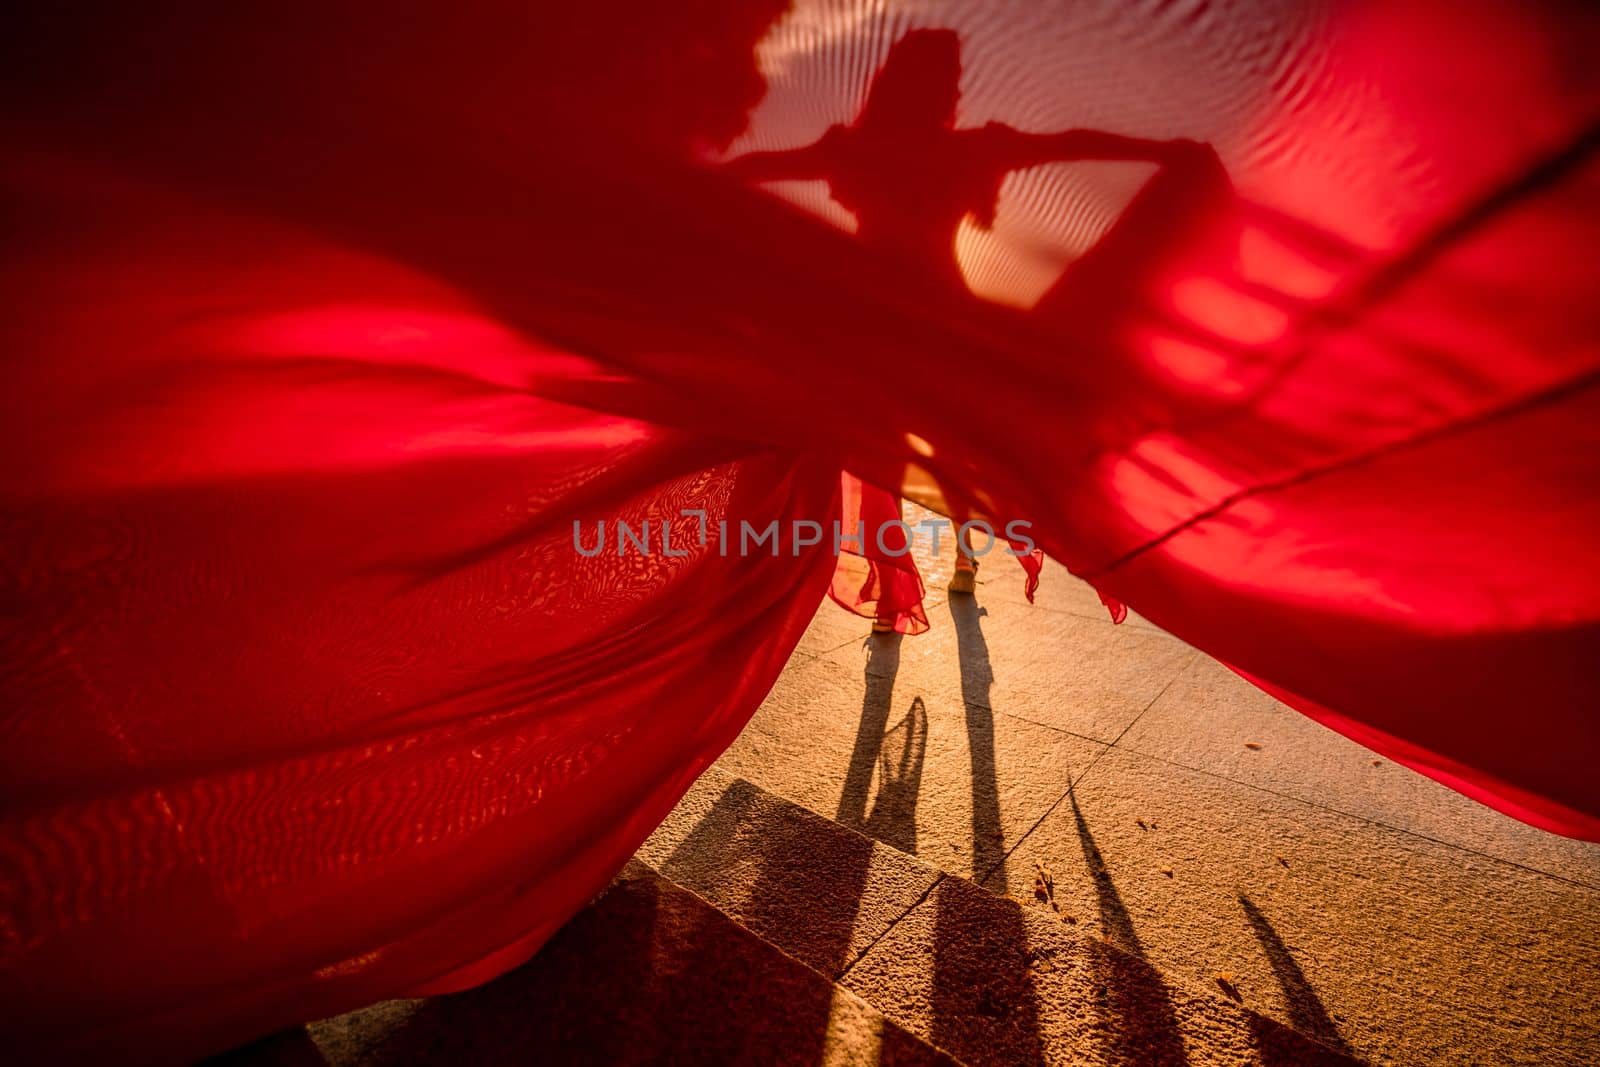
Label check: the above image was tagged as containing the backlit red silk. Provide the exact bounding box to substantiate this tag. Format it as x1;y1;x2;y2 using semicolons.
2;2;1597;1058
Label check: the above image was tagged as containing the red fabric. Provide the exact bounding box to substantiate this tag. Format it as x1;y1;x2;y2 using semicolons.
3;1;1598;1058
827;475;930;635
824;476;1048;633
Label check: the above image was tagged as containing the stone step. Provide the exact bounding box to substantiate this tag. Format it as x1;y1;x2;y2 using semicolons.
637;766;1363;1066
719;587;1600;1065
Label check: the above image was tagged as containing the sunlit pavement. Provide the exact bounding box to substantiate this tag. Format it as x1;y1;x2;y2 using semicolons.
685;547;1600;1065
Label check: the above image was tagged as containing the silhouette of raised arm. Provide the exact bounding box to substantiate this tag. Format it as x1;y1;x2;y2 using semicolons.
990;124;1208;170
721;137;833;183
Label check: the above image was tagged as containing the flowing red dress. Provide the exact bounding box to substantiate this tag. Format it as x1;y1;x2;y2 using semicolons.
2;2;1597;1058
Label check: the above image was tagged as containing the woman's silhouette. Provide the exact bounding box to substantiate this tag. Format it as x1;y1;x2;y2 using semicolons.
727;28;1210;602
724;28;1206;294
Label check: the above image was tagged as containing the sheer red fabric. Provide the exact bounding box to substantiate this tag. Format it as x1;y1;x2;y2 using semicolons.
3;1;1598;1058
828;475;930;636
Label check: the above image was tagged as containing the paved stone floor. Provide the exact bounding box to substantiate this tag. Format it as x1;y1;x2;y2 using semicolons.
703;514;1600;1065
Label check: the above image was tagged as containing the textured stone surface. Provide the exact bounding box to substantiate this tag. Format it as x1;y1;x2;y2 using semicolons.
707;562;1600;1065
647;772;1363;1067
716;648;1106;885
637;765;943;977
1117;654;1600;885
840;873;1359;1067
989;747;1600;1066
817;584;1196;746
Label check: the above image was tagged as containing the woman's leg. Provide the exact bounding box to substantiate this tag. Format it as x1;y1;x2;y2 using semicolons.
949;524;978;594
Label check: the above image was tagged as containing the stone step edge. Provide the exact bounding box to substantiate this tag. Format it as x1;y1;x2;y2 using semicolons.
637;764;1363;1064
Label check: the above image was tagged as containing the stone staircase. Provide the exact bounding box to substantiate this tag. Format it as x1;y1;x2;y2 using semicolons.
222;767;1362;1066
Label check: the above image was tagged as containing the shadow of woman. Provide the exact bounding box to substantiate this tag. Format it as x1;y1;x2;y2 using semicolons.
947;594;1007;891
721;23;1242;563
928;593;1049;1065
723;28;1211;299
838;631;907;831
838;629;929;854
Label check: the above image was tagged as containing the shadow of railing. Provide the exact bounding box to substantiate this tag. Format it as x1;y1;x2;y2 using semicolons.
1239;893;1355;1061
1067;788;1190;1065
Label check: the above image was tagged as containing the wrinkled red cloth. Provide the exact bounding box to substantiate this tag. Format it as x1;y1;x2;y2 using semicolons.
828;475;930;635
2;1;1598;1059
827;475;1046;634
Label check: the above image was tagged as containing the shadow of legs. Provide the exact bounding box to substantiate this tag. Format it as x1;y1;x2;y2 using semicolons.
837;632;901;828
947;595;1006;892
